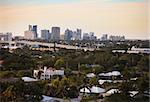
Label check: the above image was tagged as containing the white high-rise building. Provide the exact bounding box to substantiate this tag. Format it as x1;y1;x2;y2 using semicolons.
24;25;37;40
24;31;36;40
71;29;82;40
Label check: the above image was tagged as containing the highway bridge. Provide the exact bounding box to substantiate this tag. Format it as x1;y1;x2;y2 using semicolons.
0;40;96;51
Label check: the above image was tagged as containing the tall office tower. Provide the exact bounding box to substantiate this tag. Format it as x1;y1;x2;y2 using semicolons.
64;29;73;41
71;31;77;40
41;30;50;40
0;32;12;41
28;25;38;38
76;29;82;40
29;25;32;31
71;29;82;40
101;34;108;41
51;27;60;41
32;25;38;38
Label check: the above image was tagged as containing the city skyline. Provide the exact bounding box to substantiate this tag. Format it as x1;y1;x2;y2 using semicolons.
0;0;149;39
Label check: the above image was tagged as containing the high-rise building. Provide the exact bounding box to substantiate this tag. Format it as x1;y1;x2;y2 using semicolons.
29;25;32;31
101;34;108;41
64;29;73;41
51;27;60;41
32;25;38;38
24;31;36;40
71;31;77;40
41;30;50;40
71;29;82;40
83;33;90;40
76;29;82;40
24;25;37;40
109;35;125;41
89;32;97;40
0;32;12;41
83;32;97;40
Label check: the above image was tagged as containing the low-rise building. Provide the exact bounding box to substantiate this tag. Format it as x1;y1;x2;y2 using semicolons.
128;46;150;54
80;86;105;94
33;67;64;80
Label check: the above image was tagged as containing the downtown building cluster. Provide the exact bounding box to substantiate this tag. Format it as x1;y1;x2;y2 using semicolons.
24;25;82;41
0;25;125;42
101;34;125;41
24;25;97;41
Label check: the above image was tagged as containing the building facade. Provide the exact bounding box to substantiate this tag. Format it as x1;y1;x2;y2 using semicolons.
101;34;108;41
64;29;73;41
33;67;64;80
41;29;51;40
24;25;38;40
109;35;125;41
51;27;60;41
24;30;36;40
0;32;12;41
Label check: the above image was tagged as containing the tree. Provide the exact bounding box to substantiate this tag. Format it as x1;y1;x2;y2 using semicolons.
54;58;65;69
0;71;16;78
89;77;99;87
119;81;133;98
104;93;131;102
2;85;16;101
16;70;32;78
93;65;104;75
137;75;149;94
45;78;60;97
137;56;149;71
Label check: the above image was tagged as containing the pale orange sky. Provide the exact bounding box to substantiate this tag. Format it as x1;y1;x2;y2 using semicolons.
0;0;149;39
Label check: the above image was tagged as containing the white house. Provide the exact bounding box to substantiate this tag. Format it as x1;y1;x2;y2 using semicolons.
103;88;120;97
86;73;96;78
22;77;38;82
34;67;64;80
99;71;121;77
41;95;63;102
128;46;150;54
98;79;112;85
80;86;105;94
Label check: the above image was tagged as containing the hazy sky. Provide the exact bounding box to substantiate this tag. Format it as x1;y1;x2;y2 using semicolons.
0;0;149;39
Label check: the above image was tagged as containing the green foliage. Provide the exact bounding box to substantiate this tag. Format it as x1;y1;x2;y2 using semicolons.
104;93;132;102
44;77;79;98
0;44;149;101
0;81;42;101
136;75;149;94
0;71;16;78
54;58;65;69
137;56;149;71
16;70;32;77
89;77;99;86
93;65;104;75
1;48;37;70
